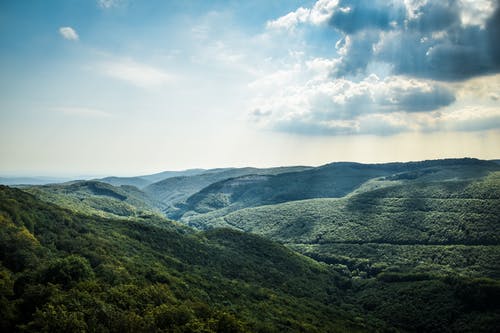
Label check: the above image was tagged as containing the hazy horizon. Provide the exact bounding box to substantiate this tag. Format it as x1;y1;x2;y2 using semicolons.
1;155;499;179
1;0;499;177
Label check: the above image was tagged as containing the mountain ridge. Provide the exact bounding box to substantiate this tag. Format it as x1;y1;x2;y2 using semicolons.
1;157;499;331
175;158;500;221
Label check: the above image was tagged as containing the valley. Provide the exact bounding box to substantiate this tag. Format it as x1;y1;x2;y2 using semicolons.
1;158;499;332
3;1;499;331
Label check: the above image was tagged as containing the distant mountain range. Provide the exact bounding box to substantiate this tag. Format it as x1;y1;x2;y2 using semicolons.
0;176;74;186
15;158;500;221
2;158;498;187
97;168;207;189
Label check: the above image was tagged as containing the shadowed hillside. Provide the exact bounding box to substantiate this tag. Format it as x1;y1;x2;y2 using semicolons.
191;172;500;280
2;158;500;332
0;185;372;332
98;169;207;189
178;158;500;221
144;166;312;218
24;181;163;219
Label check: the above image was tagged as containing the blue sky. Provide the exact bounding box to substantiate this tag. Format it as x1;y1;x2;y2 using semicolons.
0;0;499;176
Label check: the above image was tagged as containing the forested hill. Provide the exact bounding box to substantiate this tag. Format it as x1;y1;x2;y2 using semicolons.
143;165;311;217
194;171;500;246
1;158;500;332
1;184;499;332
97;169;207;189
0;185;374;332
177;158;500;221
24;180;164;219
186;170;500;282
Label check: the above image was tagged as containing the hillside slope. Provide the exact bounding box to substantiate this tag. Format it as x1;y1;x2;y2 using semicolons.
144;166;311;218
0;185;371;332
24;181;163;219
98;169;207;189
194;172;500;279
1;185;499;332
178;158;500;221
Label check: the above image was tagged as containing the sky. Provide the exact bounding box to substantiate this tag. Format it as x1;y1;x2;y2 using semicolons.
0;0;499;177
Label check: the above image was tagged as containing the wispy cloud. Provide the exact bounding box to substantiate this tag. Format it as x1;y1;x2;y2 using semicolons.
432;106;500;132
55;107;113;118
97;0;122;9
267;106;500;136
59;27;79;41
100;59;172;88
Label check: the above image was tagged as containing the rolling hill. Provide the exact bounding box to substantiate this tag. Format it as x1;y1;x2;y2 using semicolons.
177;158;500;221
143;166;312;218
188;171;500;279
0;185;378;332
24;180;163;219
98;169;207;189
1;183;499;332
1;158;500;332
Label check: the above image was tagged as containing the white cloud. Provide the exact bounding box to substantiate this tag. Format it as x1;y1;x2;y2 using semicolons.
267;105;500;136
254;0;500;136
309;0;341;25
454;74;500;101
59;27;79;41
247;56;472;136
266;7;311;30
271;0;497;31
269;0;500;81
305;58;338;77
266;0;339;30
458;0;496;28
250;63;454;118
434;106;500;132
100;60;172;88
97;0;121;9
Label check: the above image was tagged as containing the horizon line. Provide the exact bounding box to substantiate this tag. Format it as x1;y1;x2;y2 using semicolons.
1;156;498;179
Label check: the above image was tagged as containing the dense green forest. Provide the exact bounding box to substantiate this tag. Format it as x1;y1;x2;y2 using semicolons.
24;181;164;219
177;159;499;221
0;186;369;332
195;171;500;279
98;169;207;189
1;185;499;332
143;166;311;218
1;158;499;331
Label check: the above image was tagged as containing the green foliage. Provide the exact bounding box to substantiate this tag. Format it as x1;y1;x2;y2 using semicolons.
0;263;16;332
191;173;500;245
144;166;312;218
178;158;500;221
24;181;164;219
197;173;500;280
1;159;499;332
43;255;94;288
0;186;371;332
169;166;500;332
291;243;500;279
28;304;88;333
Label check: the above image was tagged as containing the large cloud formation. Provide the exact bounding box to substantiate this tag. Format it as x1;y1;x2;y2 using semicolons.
254;0;500;135
328;0;500;81
250;69;459;135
